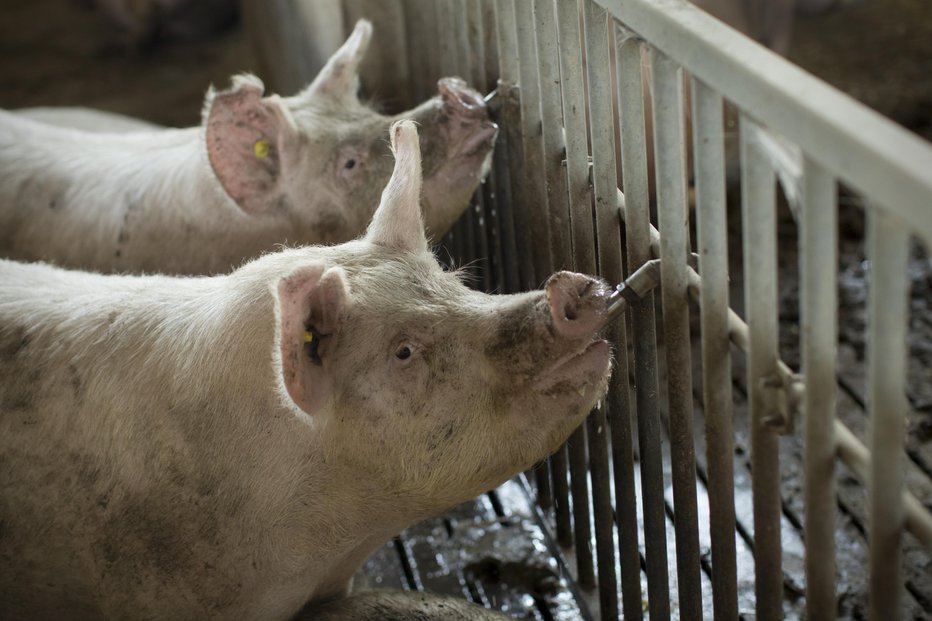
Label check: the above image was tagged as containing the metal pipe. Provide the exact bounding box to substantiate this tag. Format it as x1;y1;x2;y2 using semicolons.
740;112;784;621
650;47;703;620
615;28;670;621
691;75;739;621
493;0;533;293
613;187;932;550
594;0;932;244
581;2;626;616
866;211;909;621
512;0;555;511
535;0;577;550
800;155;838;619
512;0;554;286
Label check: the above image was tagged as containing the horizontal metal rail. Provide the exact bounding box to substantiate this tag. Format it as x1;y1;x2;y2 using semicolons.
614;187;932;549
597;0;932;246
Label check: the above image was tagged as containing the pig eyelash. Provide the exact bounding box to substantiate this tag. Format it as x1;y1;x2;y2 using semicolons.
303;329;323;366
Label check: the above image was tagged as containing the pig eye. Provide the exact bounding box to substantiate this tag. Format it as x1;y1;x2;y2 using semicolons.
304;329;323;366
344;158;356;170
395;345;413;361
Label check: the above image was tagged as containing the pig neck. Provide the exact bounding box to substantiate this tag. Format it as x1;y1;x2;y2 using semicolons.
0;113;296;274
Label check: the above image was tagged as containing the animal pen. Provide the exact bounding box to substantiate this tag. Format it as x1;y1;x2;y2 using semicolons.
251;0;932;619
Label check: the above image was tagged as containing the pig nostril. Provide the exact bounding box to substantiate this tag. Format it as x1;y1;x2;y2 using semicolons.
564;304;578;322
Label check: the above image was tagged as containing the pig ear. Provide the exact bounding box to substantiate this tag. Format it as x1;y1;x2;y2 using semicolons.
205;75;296;215
300;19;372;103
276;264;349;417
364;121;428;252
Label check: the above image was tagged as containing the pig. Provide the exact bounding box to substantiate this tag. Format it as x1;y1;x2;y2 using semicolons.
0;19;497;275
0;120;612;620
14;106;161;133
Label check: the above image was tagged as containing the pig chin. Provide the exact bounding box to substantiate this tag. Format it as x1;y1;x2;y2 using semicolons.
532;340;613;412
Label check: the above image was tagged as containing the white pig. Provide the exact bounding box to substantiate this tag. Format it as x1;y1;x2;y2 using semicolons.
14;106;161;133
0;19;497;275
0;121;611;620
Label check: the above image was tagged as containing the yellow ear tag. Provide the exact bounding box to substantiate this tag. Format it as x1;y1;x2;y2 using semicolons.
303;331;314;344
254;138;270;159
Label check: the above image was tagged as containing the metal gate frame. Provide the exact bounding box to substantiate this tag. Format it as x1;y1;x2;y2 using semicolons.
249;1;932;618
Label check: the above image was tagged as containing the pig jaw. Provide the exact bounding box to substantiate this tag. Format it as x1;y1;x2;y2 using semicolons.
409;78;497;239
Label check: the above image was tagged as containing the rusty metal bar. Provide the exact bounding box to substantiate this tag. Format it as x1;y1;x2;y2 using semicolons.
436;0;458;77
568;424;596;590
799;154;838;619
512;0;555;509
466;0;493;293
554;0;596;553
690;75;738;621
532;0;574;548
512;0;554;288
493;0;532;293
532;0;572;273
615;28;669;621
649;46;703;621
607;24;645;621
581;2;623;617
866;211;909;621
401;0;438;102
740;113;784;621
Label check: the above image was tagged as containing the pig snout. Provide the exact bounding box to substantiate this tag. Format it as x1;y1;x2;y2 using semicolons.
546;271;610;339
437;77;498;155
438;77;487;120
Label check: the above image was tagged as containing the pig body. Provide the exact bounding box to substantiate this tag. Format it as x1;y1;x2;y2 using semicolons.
0;122;610;620
0;20;496;275
14;106;161;133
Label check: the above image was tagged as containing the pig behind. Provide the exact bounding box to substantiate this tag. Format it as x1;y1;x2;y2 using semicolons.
0;121;610;620
0;20;496;276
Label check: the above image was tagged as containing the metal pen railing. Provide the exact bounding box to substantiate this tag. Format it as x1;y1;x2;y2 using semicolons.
257;0;932;618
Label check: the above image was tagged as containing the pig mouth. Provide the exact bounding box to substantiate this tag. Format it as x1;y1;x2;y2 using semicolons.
533;339;612;398
457;122;498;158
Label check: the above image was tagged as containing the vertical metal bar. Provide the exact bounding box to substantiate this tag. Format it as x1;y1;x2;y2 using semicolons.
554;0;593;553
800;155;838;620
513;0;554;285
453;1;479;271
480;0;501;94
866;211;909;621
568;424;596;590
740;113;783;621
650;47;703;621
558;0;596;277
494;0;532;293
691;75;738;621
467;0;493;293
436;0;461;264
532;0;572;273
605;20;644;621
401;0;438;102
532;0;573;547
475;0;505;294
437;0;458;77
616;31;669;621
581;2;625;618
513;0;554;506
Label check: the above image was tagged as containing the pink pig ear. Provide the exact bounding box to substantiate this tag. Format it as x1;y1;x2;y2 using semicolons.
276;264;349;417
299;19;372;103
365;121;428;252
205;75;295;215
